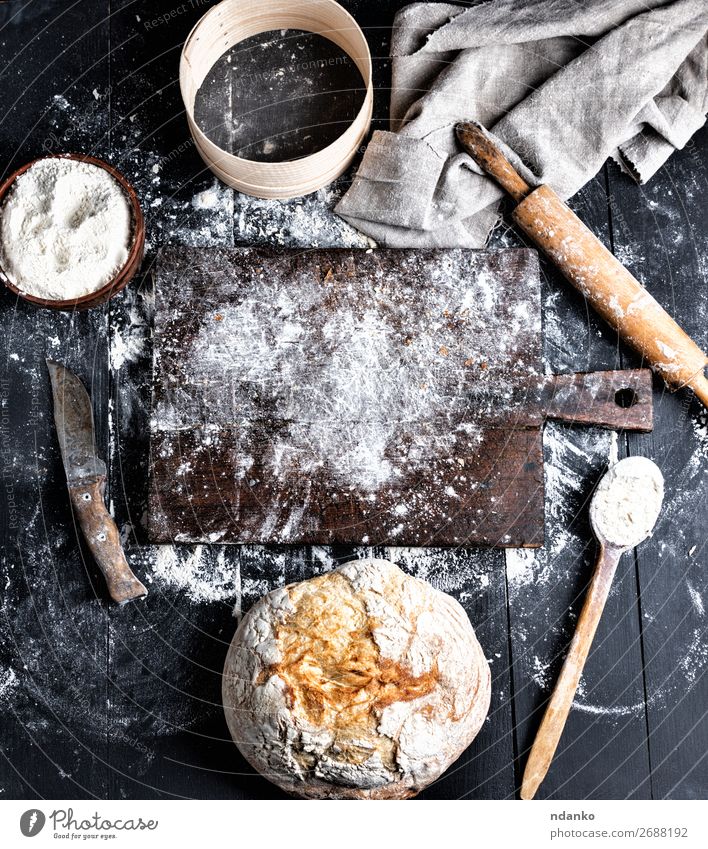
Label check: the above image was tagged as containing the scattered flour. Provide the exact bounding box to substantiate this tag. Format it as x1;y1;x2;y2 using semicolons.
110;300;149;371
679;628;708;686
530;655;553;690
233;185;372;249
505;423;611;592
505;548;536;588
149;546;240;604
0;667;19;703
686;581;705;617
0;157;132;299
692;409;708;461
386;547;495;599
154;248;537;495
192;186;220;210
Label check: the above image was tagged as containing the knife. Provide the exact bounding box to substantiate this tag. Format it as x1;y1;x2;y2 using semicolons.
47;360;147;604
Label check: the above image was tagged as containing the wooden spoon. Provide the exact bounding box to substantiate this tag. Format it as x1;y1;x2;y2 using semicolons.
520;457;664;800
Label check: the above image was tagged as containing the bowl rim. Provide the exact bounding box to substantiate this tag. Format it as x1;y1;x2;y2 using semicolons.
0;152;145;309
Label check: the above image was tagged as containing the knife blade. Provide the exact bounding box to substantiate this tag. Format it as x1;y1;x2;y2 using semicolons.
47;360;147;604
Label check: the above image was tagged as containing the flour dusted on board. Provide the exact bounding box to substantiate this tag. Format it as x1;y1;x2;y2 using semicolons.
0;157;132;299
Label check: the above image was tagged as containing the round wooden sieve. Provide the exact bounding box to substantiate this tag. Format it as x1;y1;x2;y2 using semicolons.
180;0;373;199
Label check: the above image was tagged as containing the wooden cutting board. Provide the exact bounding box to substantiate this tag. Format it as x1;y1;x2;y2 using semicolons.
148;247;652;547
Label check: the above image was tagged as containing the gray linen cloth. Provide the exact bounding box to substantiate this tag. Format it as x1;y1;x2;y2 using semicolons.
335;0;708;247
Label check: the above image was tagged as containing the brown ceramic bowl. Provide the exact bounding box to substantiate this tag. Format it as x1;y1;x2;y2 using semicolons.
0;153;145;310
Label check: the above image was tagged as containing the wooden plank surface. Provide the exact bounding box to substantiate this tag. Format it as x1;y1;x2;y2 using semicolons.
607;148;708;799
149;246;546;547
0;0;705;804
106;0;246;800
503;175;654;799
0;0;112;799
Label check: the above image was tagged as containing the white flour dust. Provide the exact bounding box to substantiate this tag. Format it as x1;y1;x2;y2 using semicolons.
679;628;708;685
692;409;708;461
233;185;373;249
386;547;494;601
149;546;240;604
0;667;19;703
190;299;451;492
110;300;149;371
0;158;132;299
686;582;705;617
154;249;539;496
506;423;610;592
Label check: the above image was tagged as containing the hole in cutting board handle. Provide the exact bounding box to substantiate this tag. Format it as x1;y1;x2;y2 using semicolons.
615;388;639;408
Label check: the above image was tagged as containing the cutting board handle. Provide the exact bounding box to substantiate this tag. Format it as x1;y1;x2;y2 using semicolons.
540;369;653;432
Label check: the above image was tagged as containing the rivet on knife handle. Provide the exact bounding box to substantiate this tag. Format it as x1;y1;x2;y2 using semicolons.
69;477;147;604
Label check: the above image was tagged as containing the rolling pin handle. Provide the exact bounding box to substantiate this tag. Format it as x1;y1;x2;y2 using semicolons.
456;122;530;204
688;372;708;409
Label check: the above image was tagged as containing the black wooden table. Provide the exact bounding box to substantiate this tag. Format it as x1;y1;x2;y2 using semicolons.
1;0;706;801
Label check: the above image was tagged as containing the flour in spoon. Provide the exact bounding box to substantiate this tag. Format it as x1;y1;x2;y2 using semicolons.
590;456;664;548
0;157;132;299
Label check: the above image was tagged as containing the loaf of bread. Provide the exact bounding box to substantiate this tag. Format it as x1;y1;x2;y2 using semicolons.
222;558;491;798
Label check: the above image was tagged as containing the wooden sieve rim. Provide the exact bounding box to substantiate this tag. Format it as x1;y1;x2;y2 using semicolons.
179;0;373;199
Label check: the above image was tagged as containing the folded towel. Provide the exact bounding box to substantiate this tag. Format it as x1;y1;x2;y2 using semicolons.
336;0;708;247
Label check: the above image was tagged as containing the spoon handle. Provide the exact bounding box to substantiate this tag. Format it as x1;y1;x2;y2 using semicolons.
520;543;623;800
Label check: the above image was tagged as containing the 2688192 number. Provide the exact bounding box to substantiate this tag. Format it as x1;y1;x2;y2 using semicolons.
635;828;688;838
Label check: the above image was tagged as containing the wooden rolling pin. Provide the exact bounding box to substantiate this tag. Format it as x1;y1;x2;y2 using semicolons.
456;122;708;408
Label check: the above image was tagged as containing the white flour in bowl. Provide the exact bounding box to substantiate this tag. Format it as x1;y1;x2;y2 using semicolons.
590;456;664;549
0;157;132;300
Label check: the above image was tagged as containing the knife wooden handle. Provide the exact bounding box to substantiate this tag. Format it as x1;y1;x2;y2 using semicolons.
68;477;147;604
